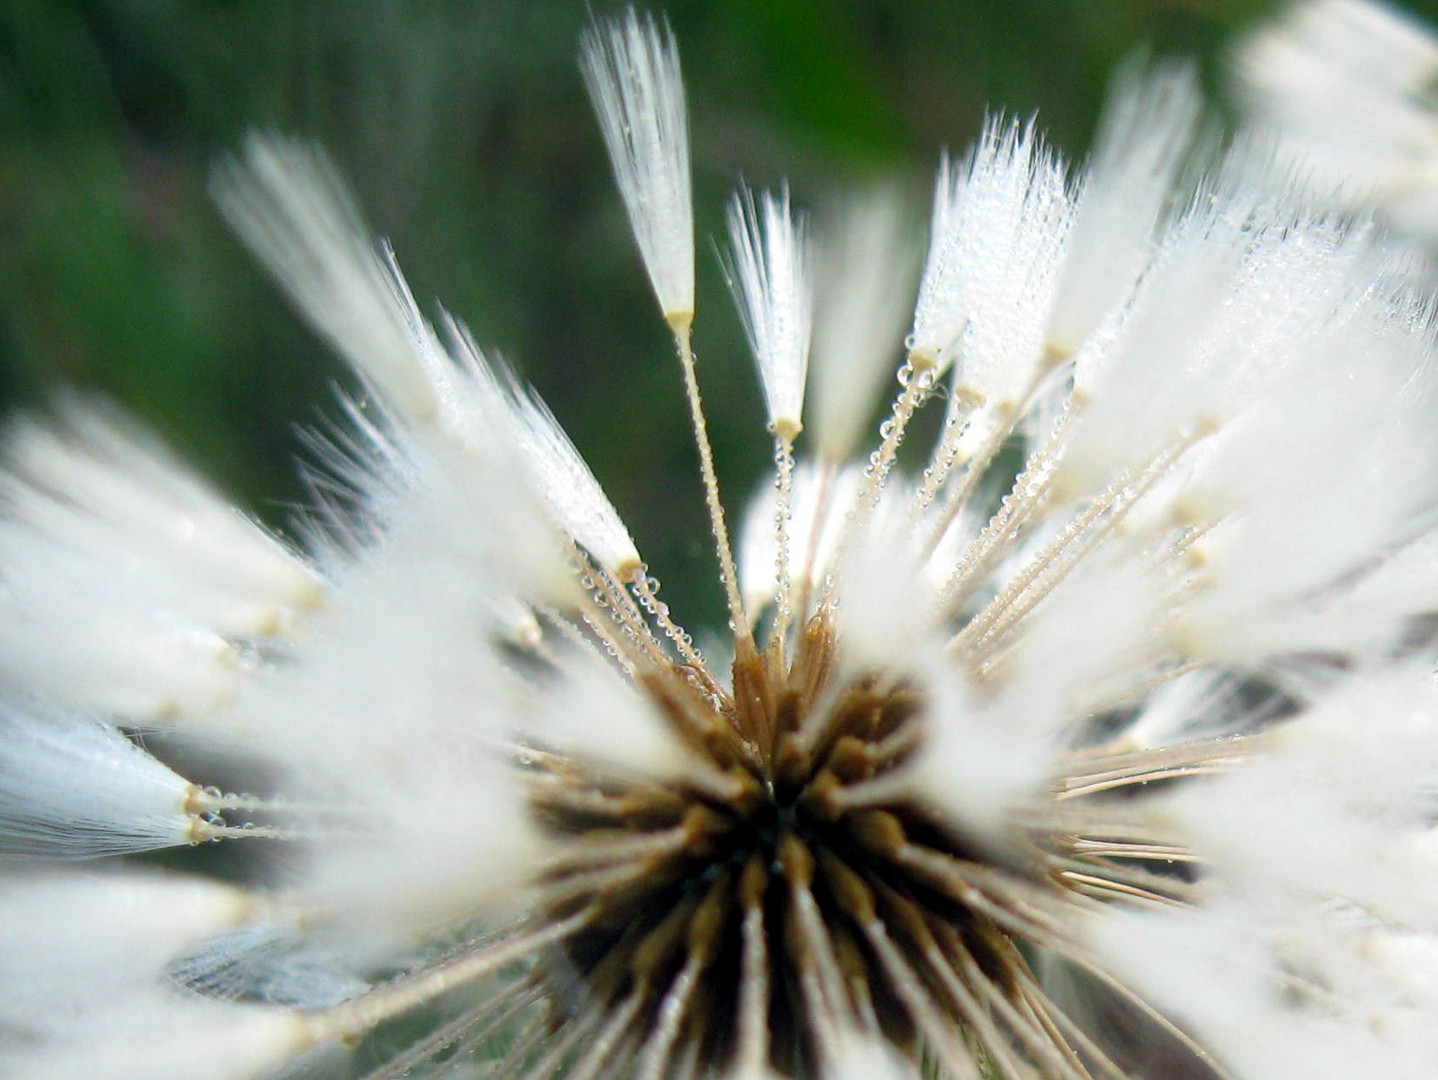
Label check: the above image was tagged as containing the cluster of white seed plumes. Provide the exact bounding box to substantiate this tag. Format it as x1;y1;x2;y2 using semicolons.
1234;0;1438;241
7;4;1438;1080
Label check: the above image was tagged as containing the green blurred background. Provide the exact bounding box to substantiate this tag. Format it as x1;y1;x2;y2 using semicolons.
2;0;1434;622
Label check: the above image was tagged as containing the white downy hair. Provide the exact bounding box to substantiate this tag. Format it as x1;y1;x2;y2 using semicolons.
1232;0;1438;241
724;183;813;442
807;188;919;463
7;7;1438;1080
580;8;694;326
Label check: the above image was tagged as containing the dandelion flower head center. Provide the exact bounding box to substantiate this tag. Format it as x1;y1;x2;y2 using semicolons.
529;605;1010;1070
8;6;1438;1080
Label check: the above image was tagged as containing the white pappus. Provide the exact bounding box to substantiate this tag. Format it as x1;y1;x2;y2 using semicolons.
3;7;1438;1080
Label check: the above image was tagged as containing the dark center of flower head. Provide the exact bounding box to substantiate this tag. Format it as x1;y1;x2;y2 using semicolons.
523;613;1038;1078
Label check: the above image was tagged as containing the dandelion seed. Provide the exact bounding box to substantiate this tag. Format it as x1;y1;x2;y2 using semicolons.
6;8;1438;1080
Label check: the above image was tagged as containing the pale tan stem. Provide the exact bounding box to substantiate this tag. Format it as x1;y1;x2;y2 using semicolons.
670;317;751;641
770;433;799;657
630;571;714;682
306;910;591;1041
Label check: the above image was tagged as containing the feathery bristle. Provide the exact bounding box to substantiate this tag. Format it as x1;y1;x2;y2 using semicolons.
7;6;1438;1080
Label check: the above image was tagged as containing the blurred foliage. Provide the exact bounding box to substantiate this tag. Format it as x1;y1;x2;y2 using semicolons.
3;0;1429;620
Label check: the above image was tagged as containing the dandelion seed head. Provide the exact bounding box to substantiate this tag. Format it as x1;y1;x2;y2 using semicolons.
6;5;1438;1080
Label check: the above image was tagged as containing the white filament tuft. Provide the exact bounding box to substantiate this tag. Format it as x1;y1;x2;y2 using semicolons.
724;184;813;440
581;9;695;325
